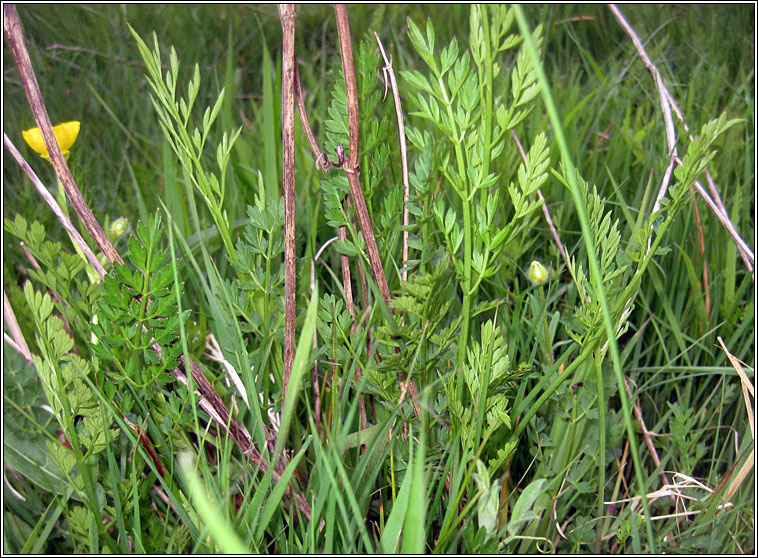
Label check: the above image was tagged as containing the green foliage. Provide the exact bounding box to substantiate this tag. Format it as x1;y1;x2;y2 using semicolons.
371;262;459;403
666;401;708;474
129;27;242;260
669;114;743;212
231;197;285;336
3;4;753;555
91;212;187;399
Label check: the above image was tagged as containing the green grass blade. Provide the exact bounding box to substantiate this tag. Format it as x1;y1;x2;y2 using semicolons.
105;443;131;553
514;4;656;551
254;444;309;542
261;42;278;202
20;486;72;554
178;453;249;554
401;425;427;554
379;441;413;553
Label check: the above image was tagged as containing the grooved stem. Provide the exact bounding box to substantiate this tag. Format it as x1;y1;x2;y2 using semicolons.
279;3;297;400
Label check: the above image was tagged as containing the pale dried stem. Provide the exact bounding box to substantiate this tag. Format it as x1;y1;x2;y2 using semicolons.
279;4;297;404
609;4;754;273
677;157;755;272
718;337;755;508
3;291;32;363
624;377;671;490
606;472;735;523
205;332;250;410
717;336;754;503
4;134;106;277
374;32;410;282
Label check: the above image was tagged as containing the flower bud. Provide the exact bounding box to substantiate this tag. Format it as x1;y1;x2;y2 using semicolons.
110;217;129;239
528;260;548;286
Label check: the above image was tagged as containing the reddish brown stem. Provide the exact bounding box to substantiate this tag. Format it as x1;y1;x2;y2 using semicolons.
294;63;331;174
335;5;423;423
334;4;393;310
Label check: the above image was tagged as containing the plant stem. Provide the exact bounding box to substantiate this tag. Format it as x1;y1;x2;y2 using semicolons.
279;3;297;400
334;4;393;310
478;5;495;208
435;73;472;390
538;285;554;366
48;351;112;551
593;351;606;552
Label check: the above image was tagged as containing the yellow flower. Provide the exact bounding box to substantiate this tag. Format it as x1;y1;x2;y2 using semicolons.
22;121;80;160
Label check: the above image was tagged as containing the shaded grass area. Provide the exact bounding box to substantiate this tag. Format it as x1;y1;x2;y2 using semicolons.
3;4;754;554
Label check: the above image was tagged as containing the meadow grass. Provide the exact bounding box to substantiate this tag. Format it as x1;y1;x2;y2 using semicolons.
3;4;754;553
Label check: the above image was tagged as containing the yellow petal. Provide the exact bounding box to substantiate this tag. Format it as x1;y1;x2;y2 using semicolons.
21;126;46;155
54;121;80;153
21;121;80;160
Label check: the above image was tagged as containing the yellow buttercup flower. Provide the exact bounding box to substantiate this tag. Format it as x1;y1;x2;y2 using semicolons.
22;121;80;160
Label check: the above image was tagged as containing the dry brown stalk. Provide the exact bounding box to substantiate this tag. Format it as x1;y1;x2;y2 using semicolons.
294;63;331;174
5;3;312;520
4;5;121;267
334;4;393;309
279;3;297;402
335;4;422;423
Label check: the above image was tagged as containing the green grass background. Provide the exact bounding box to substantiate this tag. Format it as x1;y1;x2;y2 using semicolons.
3;4;754;553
